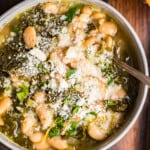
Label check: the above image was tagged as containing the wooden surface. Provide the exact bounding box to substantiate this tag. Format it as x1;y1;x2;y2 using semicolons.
108;0;150;150
0;0;150;150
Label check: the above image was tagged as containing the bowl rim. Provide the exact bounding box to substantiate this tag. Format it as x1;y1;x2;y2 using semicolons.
0;0;149;150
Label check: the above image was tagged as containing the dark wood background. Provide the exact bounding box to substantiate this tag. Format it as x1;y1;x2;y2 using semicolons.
0;0;150;150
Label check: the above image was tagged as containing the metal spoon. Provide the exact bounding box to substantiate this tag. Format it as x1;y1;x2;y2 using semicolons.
113;55;150;85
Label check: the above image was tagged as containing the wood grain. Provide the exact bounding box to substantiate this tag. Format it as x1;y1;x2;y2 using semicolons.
108;0;150;150
0;0;150;150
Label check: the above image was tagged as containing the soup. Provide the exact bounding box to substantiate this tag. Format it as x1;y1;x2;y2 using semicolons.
0;1;137;150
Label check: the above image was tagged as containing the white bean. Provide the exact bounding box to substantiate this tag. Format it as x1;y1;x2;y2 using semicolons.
105;36;114;49
23;26;36;49
42;2;58;14
88;121;107;141
33;91;46;103
36;104;53;130
84;36;97;47
69;16;87;31
91;11;105;19
48;136;68;150
98;18;105;25
99;22;117;36
21;116;36;136
29;131;44;143
34;139;50;150
59;5;67;14
74;29;86;44
10;75;19;82
81;6;93;15
110;88;126;100
79;14;90;23
0;97;11;115
89;30;98;36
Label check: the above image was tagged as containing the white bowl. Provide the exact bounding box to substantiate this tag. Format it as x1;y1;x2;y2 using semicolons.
0;0;148;149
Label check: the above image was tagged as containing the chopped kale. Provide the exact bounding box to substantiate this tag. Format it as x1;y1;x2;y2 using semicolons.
105;100;118;106
66;122;78;136
37;63;48;73
107;76;114;85
37;63;43;71
105;99;131;112
16;85;29;102
49;127;61;138
66;69;76;79
56;116;64;129
12;24;22;34
72;105;79;114
65;4;83;23
64;95;72;105
89;112;97;116
49;116;64;138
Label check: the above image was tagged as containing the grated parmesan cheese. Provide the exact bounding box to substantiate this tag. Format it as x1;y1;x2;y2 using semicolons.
29;48;47;61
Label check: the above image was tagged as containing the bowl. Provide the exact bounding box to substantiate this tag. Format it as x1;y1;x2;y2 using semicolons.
0;0;149;150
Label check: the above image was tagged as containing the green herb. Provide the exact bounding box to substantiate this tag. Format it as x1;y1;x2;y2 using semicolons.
49;117;64;138
72;106;79;114
89;111;97;116
12;24;21;33
49;127;61;138
105;100;117;106
66;69;76;79
101;63;109;72
64;95;72;105
105;99;129;112
16;85;29;102
5;86;11;91
43;68;48;73
37;63;43;71
56;116;64;129
56;117;63;124
107;76;114;85
66;122;78;136
65;4;83;23
37;63;48;73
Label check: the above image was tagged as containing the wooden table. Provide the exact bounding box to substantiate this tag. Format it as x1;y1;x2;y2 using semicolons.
108;1;150;150
0;0;150;150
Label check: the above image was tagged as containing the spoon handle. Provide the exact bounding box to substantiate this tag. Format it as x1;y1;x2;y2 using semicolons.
113;57;150;85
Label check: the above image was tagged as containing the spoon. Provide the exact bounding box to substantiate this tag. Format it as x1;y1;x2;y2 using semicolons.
113;55;150;85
